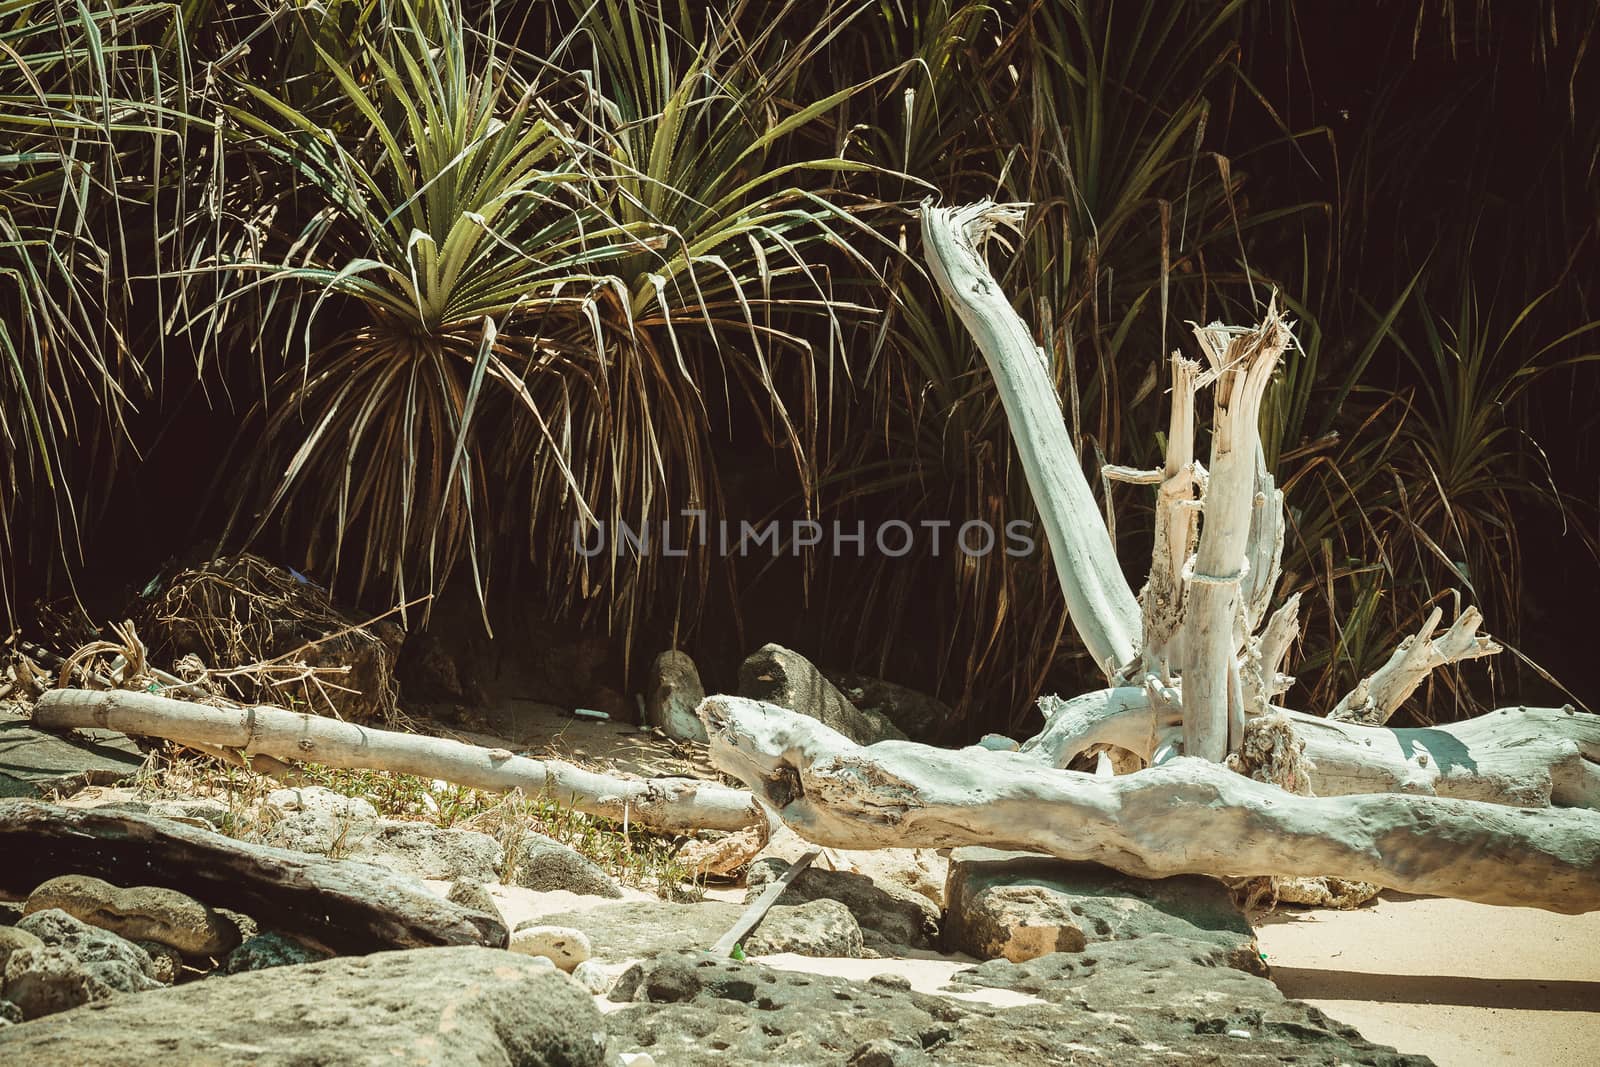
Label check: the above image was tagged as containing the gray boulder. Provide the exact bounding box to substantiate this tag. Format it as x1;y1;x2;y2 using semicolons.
223;931;329;974
509;833;623;898
258;786;380;855
0;928;43;972
943;849;1264;973
0;946;108;1020
645;650;709;744
25;875;238;957
743;899;865;958
747;858;939;953
533;900;743;962
738;645;904;745
825;671;953;742
600;949;1430;1066
0;946;607;1065
16;909;155;977
346;821;504;883
447;880;502;920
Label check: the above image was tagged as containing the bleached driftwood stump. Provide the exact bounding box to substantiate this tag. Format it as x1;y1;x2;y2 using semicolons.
700;200;1600;914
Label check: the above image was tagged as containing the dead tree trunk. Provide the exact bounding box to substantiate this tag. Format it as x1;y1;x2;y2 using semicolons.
33;688;763;833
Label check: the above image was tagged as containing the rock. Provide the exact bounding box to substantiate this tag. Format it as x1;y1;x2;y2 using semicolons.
0;719;143;800
86;797;235;831
943;849;1264;973
259;785;380;854
825;671;953;742
0;946;108;1019
738;644;905;745
223;931;329;974
759;824;947;907
80;958;161;996
747;858;939;953
645;651;708;744
0;928;43;972
572;959;625;995
509;924;592;972
598;949;1429;1066
945;883;1087;963
0;900;21;925
345;821;504;883
0;1000;19;1024
15;909;155;976
509;833;624;898
446;880;502;920
677;825;768;877
0;946;608;1065
743;899;864;958
536;900;744;963
132;940;183;983
25;875;238;957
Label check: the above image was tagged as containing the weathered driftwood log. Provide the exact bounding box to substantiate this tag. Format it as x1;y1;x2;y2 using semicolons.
0;800;505;952
1020;687;1600;809
922;200;1141;680
701;696;1600;912
33;688;763;833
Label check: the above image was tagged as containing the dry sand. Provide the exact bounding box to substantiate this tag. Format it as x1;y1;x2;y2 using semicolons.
1254;892;1600;1066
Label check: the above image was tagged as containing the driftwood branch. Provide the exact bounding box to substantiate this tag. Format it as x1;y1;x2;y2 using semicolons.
0;800;505;953
922;200;1141;679
701;696;1600;913
1329;604;1501;725
1136;354;1204;683
1179;306;1292;761
1017;686;1600;810
33;689;763;833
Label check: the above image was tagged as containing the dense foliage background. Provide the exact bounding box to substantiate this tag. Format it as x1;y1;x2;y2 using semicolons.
4;0;1595;734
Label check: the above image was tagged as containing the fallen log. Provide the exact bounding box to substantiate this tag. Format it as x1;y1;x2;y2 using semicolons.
700;696;1600;913
0;799;505;953
33;688;763;833
1021;688;1600;810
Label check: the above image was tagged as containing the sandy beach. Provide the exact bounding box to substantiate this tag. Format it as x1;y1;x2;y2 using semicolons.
1255;893;1600;1066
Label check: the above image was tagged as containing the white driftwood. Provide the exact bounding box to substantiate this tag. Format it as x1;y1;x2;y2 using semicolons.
1179;308;1292;761
1330;604;1501;725
1135;354;1203;683
922;200;1141;679
1018;686;1600;810
1242;592;1300;717
701;696;1600;913
34;688;763;833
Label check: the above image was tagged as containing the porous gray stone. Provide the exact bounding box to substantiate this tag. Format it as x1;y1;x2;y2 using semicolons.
825;671;953;743
600;949;1432;1066
738;645;905;745
222;931;329;974
747;858;939;953
645;650;709;744
0;927;43;972
536;900;744;963
0;946;607;1065
447;880;502;920
346;821;504;883
0;946;107;1020
743;899;865;958
943;850;1264;973
25;875;237;957
510;833;624;898
15;908;155;976
258;785;380;855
